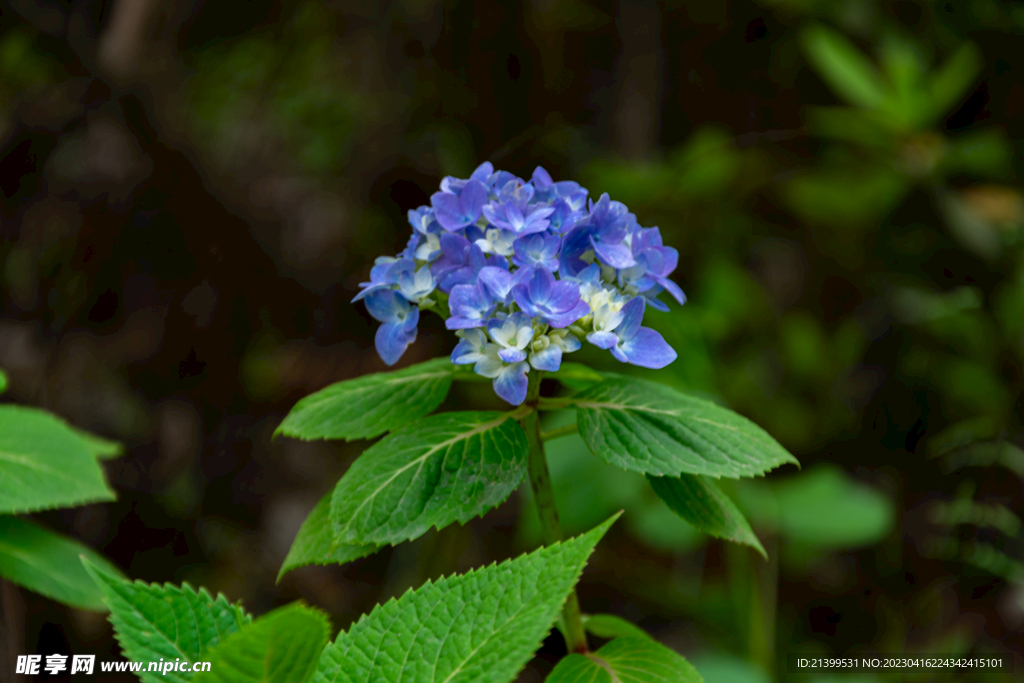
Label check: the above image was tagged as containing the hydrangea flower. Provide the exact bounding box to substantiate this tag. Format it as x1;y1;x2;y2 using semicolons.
353;161;687;404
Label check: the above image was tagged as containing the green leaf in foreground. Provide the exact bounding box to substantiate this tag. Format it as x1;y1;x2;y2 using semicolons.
195;603;329;683
574;379;798;479
275;358;453;441
331;410;529;546
647;474;766;558
546;637;703;683
582;613;652;642
315;514;620;683
84;560;251;683
0;516;125;611
278;493;380;582
0;405;117;514
70;425;125;460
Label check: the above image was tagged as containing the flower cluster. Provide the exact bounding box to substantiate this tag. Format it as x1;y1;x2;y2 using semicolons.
354;162;686;405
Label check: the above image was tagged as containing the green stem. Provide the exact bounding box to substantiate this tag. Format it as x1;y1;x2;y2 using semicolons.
540;423;579;442
520;371;589;655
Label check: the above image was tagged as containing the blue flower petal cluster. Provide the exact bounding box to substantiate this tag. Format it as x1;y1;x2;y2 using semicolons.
354;162;687;405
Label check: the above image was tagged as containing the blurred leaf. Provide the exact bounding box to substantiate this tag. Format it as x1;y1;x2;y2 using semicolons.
647;474;766;558
550;362;606;391
889;285;981;325
691;654;772;683
546;637;703;683
926;416;1000;458
315;516;618;683
278;493;380;582
0;369;7;395
929;42;983;121
581;614;653;642
941;439;1024;477
331;411;528;546
85;560;252;683
770;465;894;548
275;357;453;442
939;189;1004;259
671;126;742;198
804;106;892;147
779;311;829;379
194;603;329;683
783;166;907;228
801;25;887;110
0;405;117;514
0;516;124;611
574;378;798;478
942;128;1014;179
878;34;928;128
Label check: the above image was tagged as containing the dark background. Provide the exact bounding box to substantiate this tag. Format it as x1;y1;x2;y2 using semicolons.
0;0;1021;680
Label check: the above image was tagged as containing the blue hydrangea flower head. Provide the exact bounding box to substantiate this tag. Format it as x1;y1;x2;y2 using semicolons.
354;162;687;403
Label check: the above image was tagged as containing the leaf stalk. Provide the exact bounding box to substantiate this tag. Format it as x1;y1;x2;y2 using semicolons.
520;371;589;654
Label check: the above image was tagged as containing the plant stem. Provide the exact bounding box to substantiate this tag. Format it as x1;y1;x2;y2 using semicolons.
540;423;578;442
520;371;589;654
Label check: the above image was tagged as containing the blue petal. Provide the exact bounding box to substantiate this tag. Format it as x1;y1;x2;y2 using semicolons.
498;347;528;363
546;299;590;328
493;363;529;405
615;327;677;369
471;162;494;182
364;289;409;324
432;192;468;231
479;266;513;302
586;330;620;349
547;280;582;313
445;316;489;330
526;266;554;304
591;237;637;269
532;166;553;191
375;321;414;366
529;344;562;371
654;275;687;305
615;297;645;341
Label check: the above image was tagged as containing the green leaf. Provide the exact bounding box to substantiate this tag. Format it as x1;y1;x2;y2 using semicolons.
0;369;8;395
574;379;797;479
195;603;329;683
647;474;766;558
278;492;380;582
582;614;652;642
929;42;982;119
770;465;894;548
315;514;619;683
331;410;529;546
275;358;453;442
0;405;117;514
546;637;703;683
800;24;887;110
69;425;125;460
0;516;124;611
84;560;252;683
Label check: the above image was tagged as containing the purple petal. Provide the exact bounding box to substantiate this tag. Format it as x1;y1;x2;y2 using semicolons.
471;162;494;183
654;275;687;305
375;322;414;366
591;238;637;269
460;180;488;218
615;327;677;369
547;280;582;313
616;297;645;342
527;267;554;304
586;330;620;349
546;299;590;328
479;266;513;302
432;192;469;231
493;364;529;405
532;166;553;191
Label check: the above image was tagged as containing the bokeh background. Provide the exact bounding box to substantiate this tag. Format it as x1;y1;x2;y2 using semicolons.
0;0;1022;680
